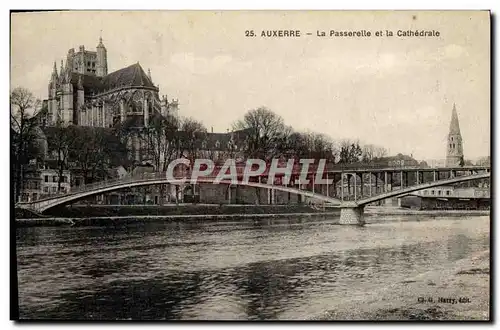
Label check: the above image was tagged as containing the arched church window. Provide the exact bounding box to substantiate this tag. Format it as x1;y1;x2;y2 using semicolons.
451;137;454;141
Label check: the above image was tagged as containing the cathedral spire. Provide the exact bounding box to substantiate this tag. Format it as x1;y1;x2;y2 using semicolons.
449;103;461;136
51;61;58;80
445;103;464;167
59;60;64;78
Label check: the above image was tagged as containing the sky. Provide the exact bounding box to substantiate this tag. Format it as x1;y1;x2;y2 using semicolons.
10;11;490;161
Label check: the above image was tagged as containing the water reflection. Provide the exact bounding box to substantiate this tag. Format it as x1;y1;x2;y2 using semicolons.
16;216;489;320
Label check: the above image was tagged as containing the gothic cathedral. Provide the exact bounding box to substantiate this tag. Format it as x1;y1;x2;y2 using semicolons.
46;37;179;128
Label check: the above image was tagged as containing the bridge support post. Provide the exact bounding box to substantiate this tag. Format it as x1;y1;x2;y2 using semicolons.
326;173;329;197
339;203;365;226
369;172;372;197
360;174;364;198
341;173;344;201
384;172;388;192
353;174;357;201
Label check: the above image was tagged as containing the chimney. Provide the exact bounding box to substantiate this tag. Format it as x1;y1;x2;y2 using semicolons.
211;127;213;133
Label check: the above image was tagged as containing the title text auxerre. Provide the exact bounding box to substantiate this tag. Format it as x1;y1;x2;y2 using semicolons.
245;29;440;38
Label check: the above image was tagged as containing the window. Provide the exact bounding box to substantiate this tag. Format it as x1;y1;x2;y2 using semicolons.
53;176;57;182
424;191;428;196
52;187;57;193
32;193;38;201
62;176;67;183
451;137;454;141
431;190;435;195
44;175;48;182
43;187;48;193
446;191;450;196
438;190;442;195
215;141;220;148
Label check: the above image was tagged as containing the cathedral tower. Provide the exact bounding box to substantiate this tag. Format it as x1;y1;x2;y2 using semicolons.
96;36;108;77
445;103;464;167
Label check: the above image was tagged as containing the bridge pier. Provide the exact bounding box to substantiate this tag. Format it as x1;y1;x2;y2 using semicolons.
339;203;365;226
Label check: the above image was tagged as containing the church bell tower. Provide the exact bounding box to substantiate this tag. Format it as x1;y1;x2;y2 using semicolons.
445;103;464;167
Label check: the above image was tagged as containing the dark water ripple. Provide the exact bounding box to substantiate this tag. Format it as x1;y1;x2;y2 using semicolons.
16;215;490;320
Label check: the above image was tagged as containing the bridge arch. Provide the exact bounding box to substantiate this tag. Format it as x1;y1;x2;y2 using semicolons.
18;177;343;213
356;172;490;206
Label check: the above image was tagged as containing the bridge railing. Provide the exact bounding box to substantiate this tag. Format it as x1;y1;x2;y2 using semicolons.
22;164;491;204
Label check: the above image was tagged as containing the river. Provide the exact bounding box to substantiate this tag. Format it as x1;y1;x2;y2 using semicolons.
15;215;490;320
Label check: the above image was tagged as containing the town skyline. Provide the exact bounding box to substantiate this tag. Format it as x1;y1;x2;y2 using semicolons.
10;11;490;160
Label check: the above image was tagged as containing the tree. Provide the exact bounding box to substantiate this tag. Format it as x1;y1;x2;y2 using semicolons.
141;114;180;171
338;140;362;164
69;127;127;185
459;155;465;167
361;144;388;163
46;120;78;192
139;114;181;205
233;107;288;160
179;117;207;162
10;87;41;202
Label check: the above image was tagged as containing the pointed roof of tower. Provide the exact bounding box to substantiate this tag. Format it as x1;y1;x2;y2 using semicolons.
51;61;58;81
97;35;106;49
449;103;461;136
59;60;64;78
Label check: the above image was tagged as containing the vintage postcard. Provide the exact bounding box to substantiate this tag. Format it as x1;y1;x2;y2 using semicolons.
11;10;490;321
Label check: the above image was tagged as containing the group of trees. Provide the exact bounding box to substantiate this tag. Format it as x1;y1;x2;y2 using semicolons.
232;106;389;165
11;87;41;201
134;114;209;168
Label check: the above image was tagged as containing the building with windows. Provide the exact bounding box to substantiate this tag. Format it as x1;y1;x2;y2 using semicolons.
40;168;72;196
401;185;490;210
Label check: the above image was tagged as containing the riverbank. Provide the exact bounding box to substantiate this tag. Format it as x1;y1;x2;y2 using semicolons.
364;206;489;217
15;204;489;227
313;249;490;321
16;211;341;227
